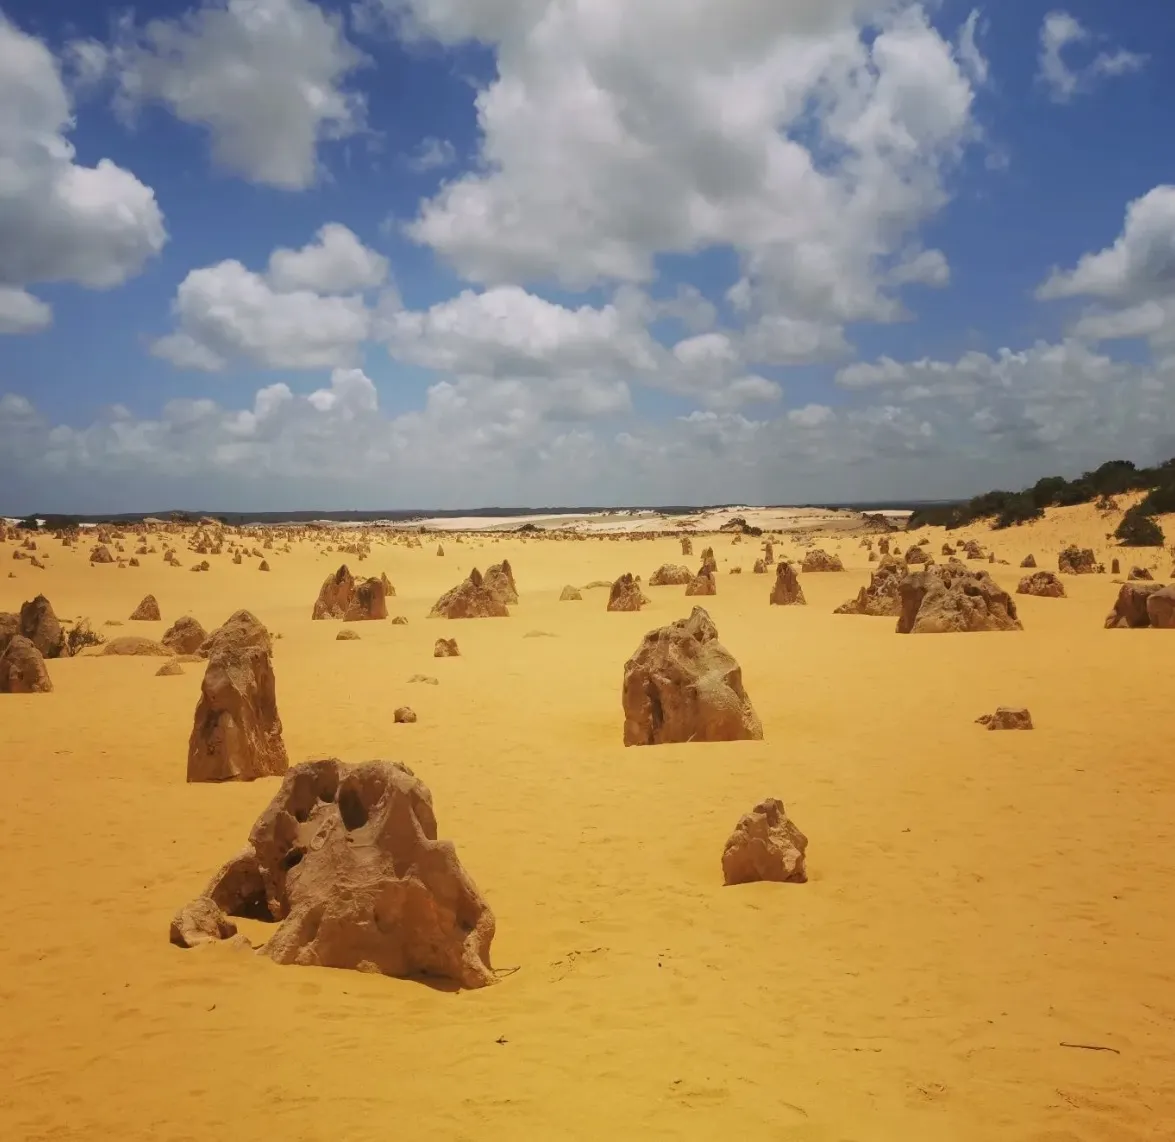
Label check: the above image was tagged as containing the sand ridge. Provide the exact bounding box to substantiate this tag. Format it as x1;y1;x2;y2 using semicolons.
2;501;1174;1140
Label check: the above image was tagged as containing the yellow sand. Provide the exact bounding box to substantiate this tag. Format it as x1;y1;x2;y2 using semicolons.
2;505;1174;1142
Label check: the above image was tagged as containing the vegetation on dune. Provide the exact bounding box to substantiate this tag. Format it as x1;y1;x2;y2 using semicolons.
906;458;1175;533
1115;506;1166;547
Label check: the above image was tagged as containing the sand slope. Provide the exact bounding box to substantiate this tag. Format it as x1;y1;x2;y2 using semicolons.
2;508;1174;1141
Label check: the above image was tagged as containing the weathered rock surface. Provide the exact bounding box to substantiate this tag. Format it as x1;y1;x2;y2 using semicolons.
976;707;1034;730
430;569;511;618
169;897;238;948
721;799;808;885
1017;571;1066;598
1128;566;1153;581
434;638;460;657
130;594;161;621
343;577;388;622
172;759;495;987
313;565;356;619
102;636;172;656
483;560;519;605
905;546;931;565
769;562;806;606
156;660;185;675
198;610;272;659
622;606;762;746
1020;554;1037;568
18;595;66;658
1104;582;1166;629
649;563;692;587
897;565;1022;634
162;615;207;655
0;635;52;693
559;585;582;601
394;707;417;724
1059;546;1097;575
834;556;906;616
801;549;844;572
336;630;360;641
90;544;114;564
607;573;648;612
685;566;717;596
187;621;287;783
1146;586;1175;628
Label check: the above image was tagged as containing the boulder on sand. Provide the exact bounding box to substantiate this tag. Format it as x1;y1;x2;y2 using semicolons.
801;549;844;572
343;577;388;621
430;569;510;619
721;798;807;885
834;556;905;616
198;610;272;660
976;707;1033;730
897;565;1022;634
1146;586;1175;628
187;618;287;783
434;638;460;658
172;758;495;988
162;615;207;655
769;561;806;606
313;564;356;620
1128;566;1153;581
607;573;649;612
1104;582;1166;629
90;544;114;564
621;606;762;746
685;565;717;596
18;594;66;658
681;536;693;557
905;546;930;566
559;585;582;601
483;560;519;605
649;563;692;587
394;706;417;723
0;635;52;693
1020;554;1036;568
169;897;237;948
1017;570;1066;598
102;636;172;656
130;594;161;621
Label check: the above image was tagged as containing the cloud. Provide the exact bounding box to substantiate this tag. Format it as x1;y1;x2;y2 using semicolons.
1037;10;1146;104
1038;185;1175;355
105;0;368;189
395;0;980;356
267;223;389;292
0;15;166;333
153;225;386;370
956;9;988;87
406;136;457;172
0;287;52;335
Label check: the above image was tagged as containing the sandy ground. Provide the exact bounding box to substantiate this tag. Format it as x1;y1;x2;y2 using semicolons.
2;502;1174;1142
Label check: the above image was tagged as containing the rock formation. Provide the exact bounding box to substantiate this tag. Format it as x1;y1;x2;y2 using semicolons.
1016;570;1066;598
769;561;806;606
336;630;360;641
685;566;717;596
156;660;185;675
483;560;518;605
649;563;692;586
1128;566;1153;581
559;585;582;601
162;616;207;655
1059;546;1097;574
1146;586;1175;628
905;546;931;565
430;569;511;618
90;544;114;564
1105;583;1166;629
343;577;388;621
1020;554;1036;568
171;759;494;987
394;707;417;724
834;556;906;616
607;573;648;612
101;636;172;656
801;549;844;572
197;610;272;661
187;618;287;783
0;635;52;693
313;565;356;619
721;798;807;885
621;606;762;745
681;536;693;556
897;565;1022;634
752;558;767;574
976;707;1034;730
130;594;161;621
434;638;460;657
18;595;66;658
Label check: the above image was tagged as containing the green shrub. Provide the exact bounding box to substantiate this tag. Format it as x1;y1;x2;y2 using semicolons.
1115;507;1165;547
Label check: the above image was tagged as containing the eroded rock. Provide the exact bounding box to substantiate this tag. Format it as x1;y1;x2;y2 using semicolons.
897;565;1022;634
0;635;52;693
721;798;807;885
769;561;806;606
834;556;906;616
1017;571;1066;598
430;569;510;619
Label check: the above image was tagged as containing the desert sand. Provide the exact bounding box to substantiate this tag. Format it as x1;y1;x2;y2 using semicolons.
2;499;1174;1142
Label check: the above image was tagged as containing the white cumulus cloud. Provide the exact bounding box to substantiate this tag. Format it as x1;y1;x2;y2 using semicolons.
1037;11;1146;104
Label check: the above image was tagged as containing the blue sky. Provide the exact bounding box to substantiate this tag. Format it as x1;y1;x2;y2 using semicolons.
1;0;1174;512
